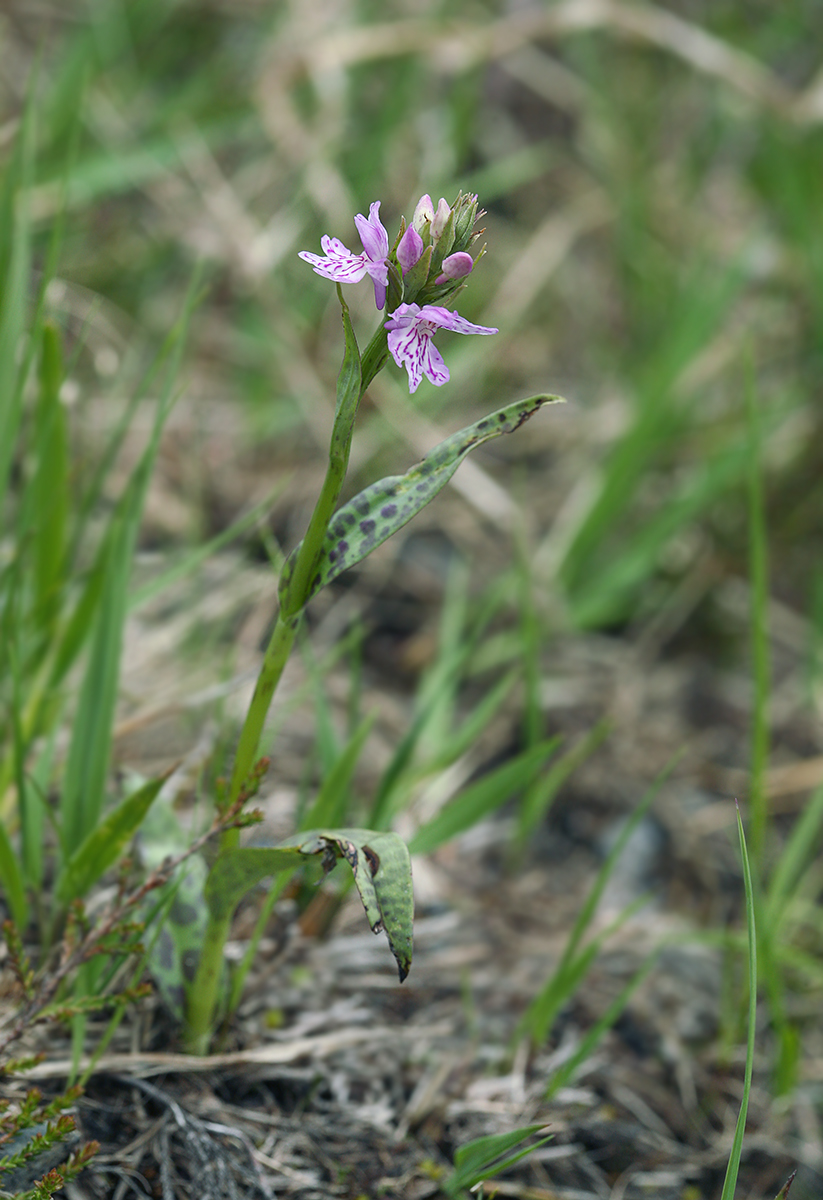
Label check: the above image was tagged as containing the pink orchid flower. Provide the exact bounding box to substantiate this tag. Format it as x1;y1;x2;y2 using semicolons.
299;201;391;309
384;303;497;393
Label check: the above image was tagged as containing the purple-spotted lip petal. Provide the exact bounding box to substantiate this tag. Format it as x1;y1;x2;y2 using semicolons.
298;248;370;283
384;301;496;393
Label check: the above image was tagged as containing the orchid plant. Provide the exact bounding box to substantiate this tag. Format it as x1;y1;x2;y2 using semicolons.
180;191;562;1053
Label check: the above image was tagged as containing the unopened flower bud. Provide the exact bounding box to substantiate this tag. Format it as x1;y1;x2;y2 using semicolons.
397;225;424;274
412;194;434;234
431;197;451;242
435;252;474;285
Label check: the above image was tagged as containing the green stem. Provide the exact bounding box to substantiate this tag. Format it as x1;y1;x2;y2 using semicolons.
184;309;389;1053
184;609;299;1051
183;909;233;1055
360;322;389;393
227;611;300;805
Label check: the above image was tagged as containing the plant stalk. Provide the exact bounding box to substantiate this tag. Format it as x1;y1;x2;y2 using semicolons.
185;309;385;1052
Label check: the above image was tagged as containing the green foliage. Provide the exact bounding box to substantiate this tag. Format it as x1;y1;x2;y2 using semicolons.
408;739;561;857
0;1093;98;1200
281;394;562;611
719;806;758;1200
440;1124;553;1198
56;774;170;906
2;23;819;1186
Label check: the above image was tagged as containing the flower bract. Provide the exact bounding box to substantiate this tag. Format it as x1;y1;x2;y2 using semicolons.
384;303;498;394
299;201;390;309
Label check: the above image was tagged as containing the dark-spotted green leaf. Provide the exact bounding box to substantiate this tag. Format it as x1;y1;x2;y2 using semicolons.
283;394;562;608
57;771;170;905
313;828;413;983
207;827;414;982
204;845;307;924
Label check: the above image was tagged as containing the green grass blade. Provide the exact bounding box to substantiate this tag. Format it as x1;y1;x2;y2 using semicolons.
30;323;70;633
302;712;376;830
426;669;518;774
765;781;823;932
559;261;744;602
408;738;561;857
773;1171;797;1199
0;825;28;931
746;366;770;867
0;95;34;504
516;719;610;850
719;803;758;1200
528;894;649;1049
59;527;131;856
60;268;201;855
445;1124;552;1196
127;485;287;611
57;772;170;905
523;758;677;1045
545;951;658;1097
10;640;41;900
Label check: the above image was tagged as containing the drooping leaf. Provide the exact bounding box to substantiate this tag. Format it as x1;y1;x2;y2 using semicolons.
206;827;414;982
280;394;562;609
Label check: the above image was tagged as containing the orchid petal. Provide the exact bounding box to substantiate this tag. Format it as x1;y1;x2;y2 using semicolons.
384;302;496;393
415;305;498;336
298;249;370;282
397;225;424;274
420;339;450;388
371;279;387;311
355;201;389;264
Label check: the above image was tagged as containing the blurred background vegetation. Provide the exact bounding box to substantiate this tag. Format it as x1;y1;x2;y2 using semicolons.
0;0;819;874
4;0;823;654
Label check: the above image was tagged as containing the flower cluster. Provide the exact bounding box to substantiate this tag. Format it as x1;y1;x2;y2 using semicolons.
299;192;496;392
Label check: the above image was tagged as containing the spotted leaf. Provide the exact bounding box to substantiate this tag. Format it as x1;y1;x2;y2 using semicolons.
280;393;562;610
207;827;414;982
